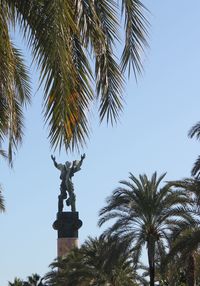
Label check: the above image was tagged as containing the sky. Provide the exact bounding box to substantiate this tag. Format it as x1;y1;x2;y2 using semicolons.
1;0;200;284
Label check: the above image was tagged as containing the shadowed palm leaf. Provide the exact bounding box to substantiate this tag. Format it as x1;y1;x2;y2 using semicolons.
0;186;5;212
25;273;44;286
167;178;200;211
188;122;200;177
9;274;46;286
8;278;24;286
163;228;200;286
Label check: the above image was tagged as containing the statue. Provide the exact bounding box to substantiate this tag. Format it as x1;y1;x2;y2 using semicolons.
51;154;85;212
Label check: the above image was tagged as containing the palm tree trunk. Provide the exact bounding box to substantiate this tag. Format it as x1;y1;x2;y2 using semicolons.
186;252;195;286
147;238;155;286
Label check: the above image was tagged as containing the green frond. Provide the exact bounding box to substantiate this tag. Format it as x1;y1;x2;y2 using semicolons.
14;0;93;150
1;0;149;152
121;0;149;77
165;228;200;264
167;177;200;207
0;149;7;160
12;46;31;105
0;187;5;212
46;235;137;286
44;33;93;151
94;0;120;45
188;121;200;139
191;156;200;178
188;122;200;177
0;8;30;164
95;45;124;124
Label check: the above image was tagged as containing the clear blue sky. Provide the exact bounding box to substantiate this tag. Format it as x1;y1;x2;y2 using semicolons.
1;0;200;284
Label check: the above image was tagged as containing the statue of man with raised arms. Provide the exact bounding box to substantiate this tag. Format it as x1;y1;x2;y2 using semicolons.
51;154;85;212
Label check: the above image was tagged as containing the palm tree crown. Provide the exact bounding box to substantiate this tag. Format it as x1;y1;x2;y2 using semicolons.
163;178;200;286
45;236;139;286
98;172;194;286
8;278;24;286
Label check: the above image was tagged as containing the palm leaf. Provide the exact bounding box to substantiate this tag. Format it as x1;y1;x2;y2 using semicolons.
0;7;30;163
0;187;5;212
188;121;200;140
3;0;149;151
121;0;149;77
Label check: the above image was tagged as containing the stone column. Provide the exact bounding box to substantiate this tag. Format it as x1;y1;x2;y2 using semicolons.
53;212;82;257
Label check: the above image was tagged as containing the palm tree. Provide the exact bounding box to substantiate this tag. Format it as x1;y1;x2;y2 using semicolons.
8;275;46;286
163;228;200;286
45;236;140;286
162;178;200;286
98;172;194;286
25;274;45;286
0;1;149;157
8;278;24;286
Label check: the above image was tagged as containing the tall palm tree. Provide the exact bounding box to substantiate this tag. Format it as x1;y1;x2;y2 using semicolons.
162;178;200;286
98;172;194;286
0;1;149;157
45;236;140;286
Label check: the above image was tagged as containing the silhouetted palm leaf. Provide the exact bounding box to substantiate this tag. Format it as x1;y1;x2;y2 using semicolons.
188;122;200;177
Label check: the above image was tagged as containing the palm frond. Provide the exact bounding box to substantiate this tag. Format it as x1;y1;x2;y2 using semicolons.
121;0;149;77
0;187;5;212
0;7;30;164
15;0;94;151
188;121;200;140
46;236;137;286
97;48;124;124
4;0;149;151
191;156;200;178
12;46;31;105
165;228;200;266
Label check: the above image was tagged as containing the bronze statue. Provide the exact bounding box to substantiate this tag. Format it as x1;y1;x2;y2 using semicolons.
51;154;85;212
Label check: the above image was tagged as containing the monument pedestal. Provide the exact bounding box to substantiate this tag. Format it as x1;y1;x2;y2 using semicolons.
53;212;82;257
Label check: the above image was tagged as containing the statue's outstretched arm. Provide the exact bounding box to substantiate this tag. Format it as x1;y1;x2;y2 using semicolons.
80;153;86;165
72;153;86;173
51;155;65;171
51;155;58;168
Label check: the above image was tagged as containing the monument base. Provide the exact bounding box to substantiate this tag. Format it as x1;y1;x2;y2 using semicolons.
53;212;82;257
57;237;79;257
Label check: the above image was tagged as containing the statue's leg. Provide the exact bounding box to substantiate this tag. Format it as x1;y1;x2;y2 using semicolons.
58;195;64;213
66;197;71;206
71;192;76;212
61;189;67;199
65;191;76;212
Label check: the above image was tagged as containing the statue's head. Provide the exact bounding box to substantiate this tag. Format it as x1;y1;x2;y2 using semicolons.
73;160;79;167
65;161;71;168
